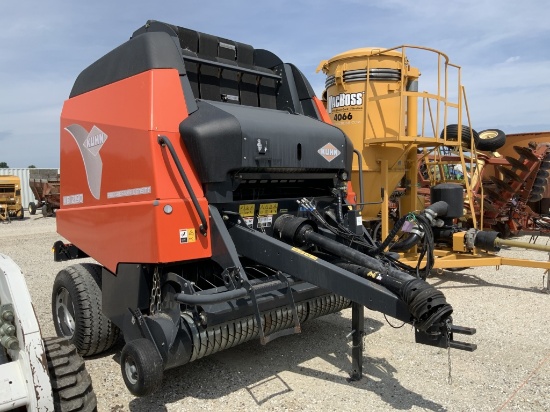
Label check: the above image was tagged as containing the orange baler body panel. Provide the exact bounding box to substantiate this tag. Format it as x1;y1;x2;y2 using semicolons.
58;69;211;272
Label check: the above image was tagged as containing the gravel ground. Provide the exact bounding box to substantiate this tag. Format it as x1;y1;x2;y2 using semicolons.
2;215;550;411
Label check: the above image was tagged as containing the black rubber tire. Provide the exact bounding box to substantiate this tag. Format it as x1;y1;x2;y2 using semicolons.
440;124;480;149
534;177;548;187
538;170;550;179
42;204;50;217
529;193;544;202
495;222;513;239
44;337;97;411
120;339;164;397
17;207;24;220
531;186;545;194
28;201;37;215
52;263;120;356
476;129;506;151
540;160;550;171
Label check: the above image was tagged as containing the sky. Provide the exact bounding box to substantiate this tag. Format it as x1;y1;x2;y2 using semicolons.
1;0;549;168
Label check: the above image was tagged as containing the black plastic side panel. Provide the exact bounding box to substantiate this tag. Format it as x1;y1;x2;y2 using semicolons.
128;21;319;116
289;64;319;118
102;265;150;330
254;48;284;69
276;63;302;115
218;37;240;104
180;100;352;184
176;27;200;97
132;20;179;38
179;101;243;184
198;33;221;101
289;63;316;99
236;42;258;107
254;49;281;109
70;31;185;98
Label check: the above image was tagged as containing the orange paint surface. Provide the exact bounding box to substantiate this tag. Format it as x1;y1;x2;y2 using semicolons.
59;69;211;272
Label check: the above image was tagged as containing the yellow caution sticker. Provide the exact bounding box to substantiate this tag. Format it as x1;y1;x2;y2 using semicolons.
291;247;318;261
366;270;382;281
180;228;196;244
239;204;255;217
259;203;278;216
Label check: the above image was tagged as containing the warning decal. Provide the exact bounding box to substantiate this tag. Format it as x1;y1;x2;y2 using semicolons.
180;229;196;244
291;247;318;261
243;217;254;228
259;203;278;216
239;204;255;217
257;216;273;228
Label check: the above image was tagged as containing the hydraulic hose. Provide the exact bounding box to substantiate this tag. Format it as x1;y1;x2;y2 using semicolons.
273;214;453;331
304;229;411;282
371;201;448;254
336;192;344;223
425;200;448;218
369;214;409;255
389;232;422;252
334;262;451;330
174;288;248;305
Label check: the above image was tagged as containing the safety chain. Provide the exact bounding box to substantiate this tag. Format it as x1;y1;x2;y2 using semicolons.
345;326;367;349
149;267;162;315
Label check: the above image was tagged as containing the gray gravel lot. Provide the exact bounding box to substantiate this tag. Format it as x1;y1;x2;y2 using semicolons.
1;215;550;411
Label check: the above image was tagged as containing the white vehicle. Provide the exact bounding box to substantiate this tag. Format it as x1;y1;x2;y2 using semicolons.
0;254;96;411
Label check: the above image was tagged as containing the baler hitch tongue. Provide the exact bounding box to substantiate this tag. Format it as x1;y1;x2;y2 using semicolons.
415;319;477;352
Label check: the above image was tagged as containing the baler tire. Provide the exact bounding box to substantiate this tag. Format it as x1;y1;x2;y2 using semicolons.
440;124;480;149
476;129;506;151
52;263;120;356
121;339;163;397
28;202;36;215
44;336;97;412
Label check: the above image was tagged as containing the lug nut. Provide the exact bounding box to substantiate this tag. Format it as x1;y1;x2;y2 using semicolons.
1;335;19;351
1;310;14;322
0;323;16;336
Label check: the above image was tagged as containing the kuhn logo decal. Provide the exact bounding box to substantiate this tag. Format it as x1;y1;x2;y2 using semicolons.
65;124;107;199
327;92;363;114
83;130;108;155
318;143;341;162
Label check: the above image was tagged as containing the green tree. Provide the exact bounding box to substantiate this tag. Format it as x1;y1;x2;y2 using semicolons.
28;165;36;168
0;162;8;168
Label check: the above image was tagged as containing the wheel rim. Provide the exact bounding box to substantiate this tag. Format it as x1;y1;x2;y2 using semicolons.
479;131;497;140
124;356;139;385
55;287;76;337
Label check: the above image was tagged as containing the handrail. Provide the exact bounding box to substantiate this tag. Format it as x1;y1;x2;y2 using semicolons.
157;135;208;236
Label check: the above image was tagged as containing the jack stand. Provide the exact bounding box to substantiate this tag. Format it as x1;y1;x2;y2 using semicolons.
349;302;364;381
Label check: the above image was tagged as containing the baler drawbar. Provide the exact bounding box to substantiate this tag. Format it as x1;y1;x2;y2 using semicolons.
52;20;475;396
